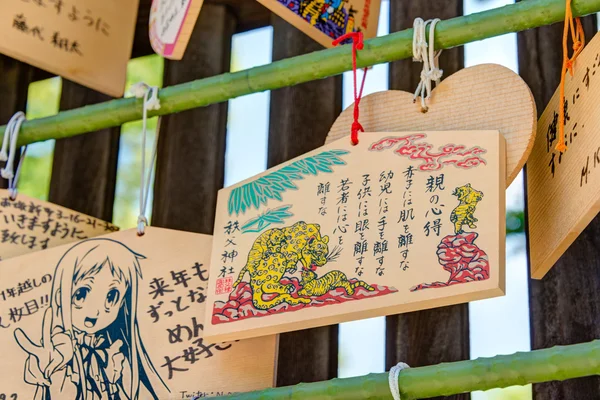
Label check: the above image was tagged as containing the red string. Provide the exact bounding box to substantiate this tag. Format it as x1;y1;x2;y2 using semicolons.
333;32;367;145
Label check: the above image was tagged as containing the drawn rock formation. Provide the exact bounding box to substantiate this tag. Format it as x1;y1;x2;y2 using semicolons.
411;232;489;291
212;277;397;324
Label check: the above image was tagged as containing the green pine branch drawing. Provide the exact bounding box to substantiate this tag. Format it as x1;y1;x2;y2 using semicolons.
241;205;294;233
228;149;350;215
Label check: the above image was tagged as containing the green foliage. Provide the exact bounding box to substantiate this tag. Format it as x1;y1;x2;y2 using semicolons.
506;210;525;235
20;77;61;201
241;205;294;233
228;149;350;215
473;384;532;400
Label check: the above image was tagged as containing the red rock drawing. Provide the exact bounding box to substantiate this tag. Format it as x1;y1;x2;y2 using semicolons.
212;277;397;325
411;232;489;291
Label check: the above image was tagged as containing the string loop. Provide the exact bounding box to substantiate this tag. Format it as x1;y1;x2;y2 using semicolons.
133;82;162;236
388;362;410;400
412;18;443;111
556;0;585;152
0;112;27;200
333;32;367;145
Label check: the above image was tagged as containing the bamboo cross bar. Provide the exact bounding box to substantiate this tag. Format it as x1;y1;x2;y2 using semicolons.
210;340;600;399
4;0;600;147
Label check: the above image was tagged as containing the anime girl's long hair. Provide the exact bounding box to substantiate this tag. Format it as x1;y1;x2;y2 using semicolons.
50;238;169;400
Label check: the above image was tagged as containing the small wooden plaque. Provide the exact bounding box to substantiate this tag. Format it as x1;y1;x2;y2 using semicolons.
149;0;203;60
258;0;381;48
205;131;506;342
0;189;118;261
0;227;276;398
527;32;600;278
0;0;139;96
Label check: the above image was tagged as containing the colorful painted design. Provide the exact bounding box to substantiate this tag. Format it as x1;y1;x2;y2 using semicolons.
369;134;487;171
212;278;395;324
412;184;489;291
228;150;349;215
450;183;484;234
212;221;396;324
410;233;490;291
241;205;294;234
277;0;360;40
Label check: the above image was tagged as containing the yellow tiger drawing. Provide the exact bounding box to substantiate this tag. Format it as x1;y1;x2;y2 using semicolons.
298;268;374;297
232;221;330;310
450;183;484;234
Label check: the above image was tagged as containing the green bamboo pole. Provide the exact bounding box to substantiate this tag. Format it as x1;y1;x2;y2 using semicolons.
5;0;600;146
211;340;600;399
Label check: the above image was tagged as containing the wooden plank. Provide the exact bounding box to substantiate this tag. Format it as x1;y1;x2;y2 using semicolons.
268;14;342;386
205;130;506;343
151;3;234;234
210;0;272;33
385;3;468;400
132;0;154;58
2;0;139;97
518;14;600;399
48;80;120;221
0;56;37;190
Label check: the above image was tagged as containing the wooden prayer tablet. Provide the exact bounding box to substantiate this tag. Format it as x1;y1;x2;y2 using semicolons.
0;189;118;261
149;0;203;60
327;64;537;186
0;227;276;399
0;0;139;96
257;0;381;48
527;33;600;278
204;131;506;342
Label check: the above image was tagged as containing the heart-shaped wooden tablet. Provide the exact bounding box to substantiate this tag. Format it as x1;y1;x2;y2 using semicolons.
326;64;536;185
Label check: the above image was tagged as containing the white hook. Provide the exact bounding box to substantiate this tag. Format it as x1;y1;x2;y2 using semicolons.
412;18;443;111
0;112;27;199
133;83;161;235
389;362;411;400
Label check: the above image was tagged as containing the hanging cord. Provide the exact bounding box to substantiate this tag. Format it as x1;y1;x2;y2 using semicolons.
389;362;411;400
131;82;161;236
0;112;27;200
556;0;585;152
412;18;443;112
333;32;368;145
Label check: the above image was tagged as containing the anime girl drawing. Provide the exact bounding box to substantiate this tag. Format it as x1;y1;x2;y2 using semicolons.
14;238;169;399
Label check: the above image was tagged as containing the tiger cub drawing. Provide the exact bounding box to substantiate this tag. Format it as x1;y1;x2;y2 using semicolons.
450;183;484;234
298;268;374;297
232;221;331;310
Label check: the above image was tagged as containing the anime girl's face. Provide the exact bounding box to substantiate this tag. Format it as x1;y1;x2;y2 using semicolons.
71;266;127;334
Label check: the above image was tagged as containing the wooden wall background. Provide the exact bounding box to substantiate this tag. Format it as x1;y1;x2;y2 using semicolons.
1;1;598;398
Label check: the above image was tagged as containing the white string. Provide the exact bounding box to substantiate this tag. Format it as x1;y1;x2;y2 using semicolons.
412;18;443;111
389;362;410;400
133;82;161;235
0;112;27;199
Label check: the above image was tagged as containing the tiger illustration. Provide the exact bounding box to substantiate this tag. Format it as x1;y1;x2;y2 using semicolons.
450;183;484;234
298;268;374;297
232;221;331;310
